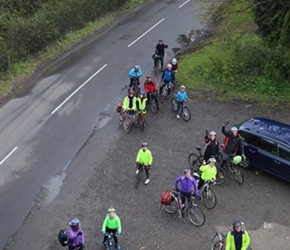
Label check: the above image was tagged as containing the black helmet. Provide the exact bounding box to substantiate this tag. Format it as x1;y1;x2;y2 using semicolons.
233;221;243;227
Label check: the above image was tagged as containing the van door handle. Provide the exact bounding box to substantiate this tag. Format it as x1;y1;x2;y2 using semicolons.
274;160;281;164
249;149;255;153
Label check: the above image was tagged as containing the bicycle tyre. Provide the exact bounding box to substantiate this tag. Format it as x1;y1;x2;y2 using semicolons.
202;187;217;209
160;88;167;103
123;117;132;133
140;121;144;132
151;99;158;114
164;196;179;214
234;166;244;185
171;97;177;112
188;153;202;171
215;167;226;185
187;204;206;227
135;171;142;189
211;232;224;250
181;107;191;122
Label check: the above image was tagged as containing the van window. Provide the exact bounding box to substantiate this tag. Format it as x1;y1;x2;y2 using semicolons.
257;138;278;155
240;131;258;146
278;146;290;161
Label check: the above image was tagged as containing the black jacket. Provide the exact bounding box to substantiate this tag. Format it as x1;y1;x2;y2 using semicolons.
222;126;244;155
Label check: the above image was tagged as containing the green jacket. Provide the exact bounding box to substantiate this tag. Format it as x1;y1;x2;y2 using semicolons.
199;164;217;181
136;97;147;112
136;149;153;166
122;96;137;111
225;230;250;250
102;214;122;233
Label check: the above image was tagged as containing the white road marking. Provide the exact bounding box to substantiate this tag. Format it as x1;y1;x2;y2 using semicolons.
0;147;18;165
51;64;108;114
179;0;190;8
127;18;165;47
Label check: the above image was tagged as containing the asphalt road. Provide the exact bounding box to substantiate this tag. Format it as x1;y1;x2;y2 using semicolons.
0;0;209;249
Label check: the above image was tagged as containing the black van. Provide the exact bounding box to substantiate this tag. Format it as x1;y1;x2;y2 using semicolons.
238;117;290;182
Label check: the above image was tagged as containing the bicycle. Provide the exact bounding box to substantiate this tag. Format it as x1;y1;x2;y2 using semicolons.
188;146;225;185
159;81;175;103
129;77;140;97
147;91;159;114
211;231;227;250
104;232;118;250
193;173;217;209
220;154;245;185
153;53;163;76
171;97;191;122
136;110;146;132
163;190;206;227
122;111;134;133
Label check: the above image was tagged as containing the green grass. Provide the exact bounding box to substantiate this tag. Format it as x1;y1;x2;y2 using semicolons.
177;0;290;107
0;0;148;95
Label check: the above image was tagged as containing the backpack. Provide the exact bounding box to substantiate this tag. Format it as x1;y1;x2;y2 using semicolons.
160;191;174;205
58;229;68;247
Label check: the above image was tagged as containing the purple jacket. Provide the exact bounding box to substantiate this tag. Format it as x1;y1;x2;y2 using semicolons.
175;176;198;195
67;228;85;248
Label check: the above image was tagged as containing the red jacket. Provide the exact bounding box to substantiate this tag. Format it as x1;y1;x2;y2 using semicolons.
144;80;158;93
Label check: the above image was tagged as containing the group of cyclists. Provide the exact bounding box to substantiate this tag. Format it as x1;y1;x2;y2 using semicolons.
61;40;250;250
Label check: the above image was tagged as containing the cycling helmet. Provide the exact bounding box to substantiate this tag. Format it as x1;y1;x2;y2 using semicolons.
69;218;80;227
208;158;216;163
141;142;148;147
171;58;177;65
134;65;140;70
232;155;242;165
209;131;216;136
140;90;145;96
107;207;116;213
233;221;243;227
159;39;163;43
184;169;191;174
180;85;186;89
129;90;134;95
147;74;152;79
230;127;238;132
167;64;172;69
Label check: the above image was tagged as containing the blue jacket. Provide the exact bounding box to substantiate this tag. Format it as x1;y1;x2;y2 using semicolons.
175;91;188;102
175;176;198;195
129;68;143;78
162;69;174;82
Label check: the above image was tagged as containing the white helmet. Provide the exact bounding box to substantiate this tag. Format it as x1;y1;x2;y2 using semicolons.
180;85;186;89
167;64;172;69
172;58;177;65
134;65;140;70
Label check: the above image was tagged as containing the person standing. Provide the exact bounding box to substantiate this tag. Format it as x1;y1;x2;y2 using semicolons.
67;218;85;250
155;39;168;69
226;221;251;250
136;142;153;185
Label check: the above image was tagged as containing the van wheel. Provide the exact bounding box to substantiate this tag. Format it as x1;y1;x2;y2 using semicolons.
240;156;251;169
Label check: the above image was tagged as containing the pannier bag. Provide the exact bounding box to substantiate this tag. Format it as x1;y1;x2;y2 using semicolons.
160;191;174;205
58;229;68;247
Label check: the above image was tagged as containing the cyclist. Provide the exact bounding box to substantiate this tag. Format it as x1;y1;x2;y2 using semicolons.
220;122;245;173
175;169;198;212
144;75;159;109
101;207;122;250
174;85;188;119
160;64;175;95
197;158;217;190
128;65;143;89
136;90;148;125
226;221;251;250
204;130;220;162
67;218;85;250
136;142;153;185
155;39;168;69
170;58;178;73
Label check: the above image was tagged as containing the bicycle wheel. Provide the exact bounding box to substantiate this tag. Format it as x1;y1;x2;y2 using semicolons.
188;153;202;171
202;187;217;209
151;99;158;114
211;232;224;250
164;196;179;214
187;204;206;227
215;167;226;185
181;107;191;122
171;97;177;112
123;117;132;133
160;88;167;103
135;171;142;189
234;166;244;185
